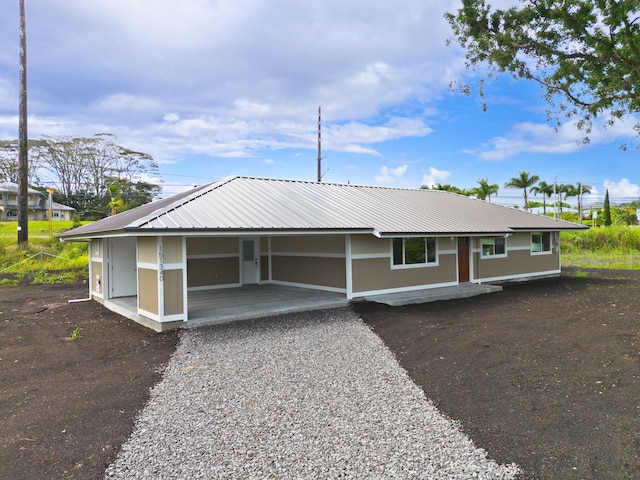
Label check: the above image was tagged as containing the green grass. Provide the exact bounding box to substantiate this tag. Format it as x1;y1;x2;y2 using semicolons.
0;221;90;281
561;226;640;270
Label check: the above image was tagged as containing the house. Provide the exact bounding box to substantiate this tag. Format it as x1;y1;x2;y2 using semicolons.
59;175;586;331
0;182;75;221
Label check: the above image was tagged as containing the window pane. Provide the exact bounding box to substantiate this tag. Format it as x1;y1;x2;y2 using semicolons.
426;237;436;263
482;239;494;256
542;232;551;251
242;240;254;261
495;237;505;255
532;233;541;252
404;237;426;264
392;238;403;265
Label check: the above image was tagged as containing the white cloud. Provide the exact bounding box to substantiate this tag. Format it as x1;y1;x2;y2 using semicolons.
603;178;640;200
468;115;639;161
0;0;462;166
420;167;451;188
375;164;408;183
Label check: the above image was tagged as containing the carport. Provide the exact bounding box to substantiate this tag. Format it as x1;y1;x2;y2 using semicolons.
104;284;349;329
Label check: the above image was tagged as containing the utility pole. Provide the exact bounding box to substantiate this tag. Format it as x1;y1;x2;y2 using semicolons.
317;106;322;182
17;0;28;244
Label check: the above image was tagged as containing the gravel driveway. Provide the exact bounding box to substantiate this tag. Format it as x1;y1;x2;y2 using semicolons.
105;308;519;479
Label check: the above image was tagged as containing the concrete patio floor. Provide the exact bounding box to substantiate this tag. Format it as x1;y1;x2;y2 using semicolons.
105;282;503;329
187;284;348;327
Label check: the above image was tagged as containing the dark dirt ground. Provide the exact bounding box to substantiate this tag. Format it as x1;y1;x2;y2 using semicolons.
1;268;638;479
355;268;640;480
0;281;179;480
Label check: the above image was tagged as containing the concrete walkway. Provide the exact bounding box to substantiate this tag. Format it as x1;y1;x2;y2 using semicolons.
363;283;502;306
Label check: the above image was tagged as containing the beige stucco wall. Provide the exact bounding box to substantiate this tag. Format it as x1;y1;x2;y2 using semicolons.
351;235;389;255
163;269;184;315
138;237;157;264
163;237;183;263
272;256;346;288
475;250;559;279
260;255;269;281
187;257;239;287
90;239;102;258
138;267;158;314
472;232;560;280
438;236;457;251
352;254;457;293
271;235;345;254
505;232;532;248
187;237;238;255
91;260;103;295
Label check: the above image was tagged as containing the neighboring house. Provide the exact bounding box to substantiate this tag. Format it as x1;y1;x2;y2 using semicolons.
0;182;75;221
59;175;586;331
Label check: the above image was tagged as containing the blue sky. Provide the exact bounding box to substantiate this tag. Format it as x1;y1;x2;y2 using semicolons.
0;0;638;207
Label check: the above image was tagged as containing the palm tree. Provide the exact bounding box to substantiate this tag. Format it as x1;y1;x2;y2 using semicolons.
474;178;499;201
530;181;554;215
575;182;592;221
107;182;124;216
504;171;540;211
556;184;577;217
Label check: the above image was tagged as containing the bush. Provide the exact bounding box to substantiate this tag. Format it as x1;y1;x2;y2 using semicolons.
561;226;640;252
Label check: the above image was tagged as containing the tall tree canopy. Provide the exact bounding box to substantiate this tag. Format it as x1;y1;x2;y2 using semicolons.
474;178;499;201
446;0;640;135
505;170;539;210
32;134;158;197
0;134;160;219
530;180;554;215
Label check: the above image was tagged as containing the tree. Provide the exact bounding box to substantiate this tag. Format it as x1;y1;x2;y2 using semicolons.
445;1;640;138
0;140;41;184
575;182;592;222
504;171;539;211
603;189;612;226
107;182;124;216
423;183;473;196
32;134;159;197
561;184;579;217
474;178;499;201
530;180;554;215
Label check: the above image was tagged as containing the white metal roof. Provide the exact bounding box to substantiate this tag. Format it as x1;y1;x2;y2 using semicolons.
60;175;585;239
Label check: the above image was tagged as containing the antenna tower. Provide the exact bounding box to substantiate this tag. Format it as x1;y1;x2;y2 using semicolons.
317;106;322;182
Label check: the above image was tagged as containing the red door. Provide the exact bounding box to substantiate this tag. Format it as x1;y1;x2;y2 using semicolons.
457;237;470;282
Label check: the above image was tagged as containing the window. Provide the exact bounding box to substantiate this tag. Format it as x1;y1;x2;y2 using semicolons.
531;232;552;253
392;237;437;266
481;237;506;258
8;210;17;217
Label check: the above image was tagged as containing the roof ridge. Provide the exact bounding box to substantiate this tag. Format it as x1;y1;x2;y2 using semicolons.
232;175;437;192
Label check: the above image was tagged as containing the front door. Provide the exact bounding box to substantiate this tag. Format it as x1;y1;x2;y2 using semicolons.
241;238;259;285
457;237;470;283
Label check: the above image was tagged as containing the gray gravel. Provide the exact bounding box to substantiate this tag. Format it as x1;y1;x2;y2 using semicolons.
105;308;519;479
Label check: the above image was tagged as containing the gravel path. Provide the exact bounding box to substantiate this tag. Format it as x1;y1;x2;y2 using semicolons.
105;308;519;479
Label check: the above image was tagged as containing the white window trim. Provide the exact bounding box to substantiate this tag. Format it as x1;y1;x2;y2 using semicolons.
480;237;508;259
390;237;439;270
531;232;553;256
